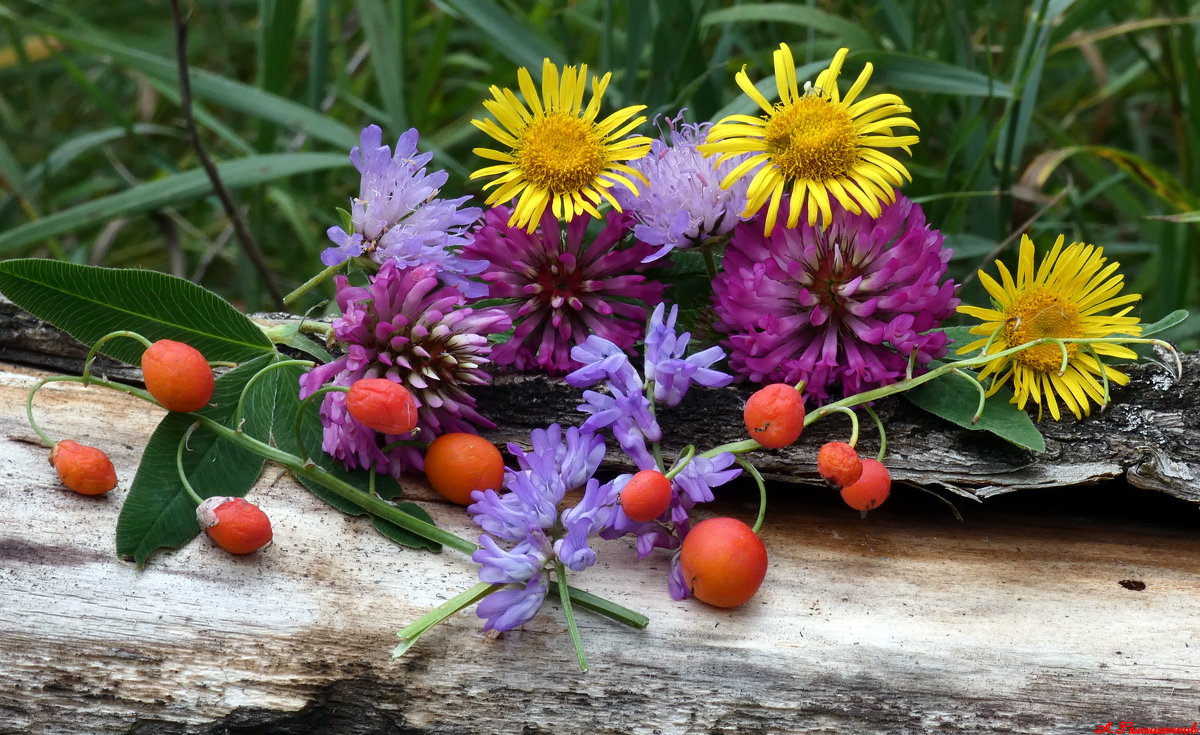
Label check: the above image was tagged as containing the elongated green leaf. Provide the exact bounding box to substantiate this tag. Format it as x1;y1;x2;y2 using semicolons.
24;20;359;149
1139;309;1189;337
701;4;874;51
905;372;1046;452
358;0;407;133
0;153;347;254
437;0;561;69
865;51;1014;98
116;355;273;566
0;259;274;364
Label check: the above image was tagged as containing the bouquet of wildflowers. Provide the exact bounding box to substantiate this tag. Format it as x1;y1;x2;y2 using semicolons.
8;43;1182;672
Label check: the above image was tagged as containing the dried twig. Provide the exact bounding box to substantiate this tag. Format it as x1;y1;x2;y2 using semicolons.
169;0;285;309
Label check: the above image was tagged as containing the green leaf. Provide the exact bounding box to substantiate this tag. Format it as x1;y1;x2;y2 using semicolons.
281;367;442;552
866;51;1014;98
0;259;275;365
905;372;1046;452
436;0;562;69
116;356;273;566
263;322;334;363
701;4;875;51
0;153;348;255
1138;309;1189;337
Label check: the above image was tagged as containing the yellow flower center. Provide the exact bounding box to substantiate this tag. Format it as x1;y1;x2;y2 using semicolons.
515;114;606;195
764;96;859;182
1002;289;1082;373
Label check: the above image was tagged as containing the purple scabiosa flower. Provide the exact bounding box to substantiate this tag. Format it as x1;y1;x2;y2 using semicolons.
713;194;959;403
322;125;487;297
643;303;733;407
460;205;666;376
612;116;751;263
298;261;511;475
467;424;614;633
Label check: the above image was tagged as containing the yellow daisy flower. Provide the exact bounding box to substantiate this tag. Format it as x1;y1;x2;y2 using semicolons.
469;59;652;232
698;44;919;234
957;234;1143;421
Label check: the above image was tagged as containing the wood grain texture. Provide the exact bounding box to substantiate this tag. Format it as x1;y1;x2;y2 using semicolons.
2;362;1199;735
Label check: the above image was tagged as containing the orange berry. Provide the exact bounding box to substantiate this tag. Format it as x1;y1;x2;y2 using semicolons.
817;441;863;488
423;432;505;505
197;497;273;554
620;470;673;522
141;339;215;413
679;517;768;608
840;458;891;512
346;378;419;435
49;440;118;496
743;383;805;449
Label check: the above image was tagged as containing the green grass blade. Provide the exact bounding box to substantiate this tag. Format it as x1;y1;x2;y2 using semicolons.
358;0;408;133
701;3;875;51
0;152;347;255
436;0;562;68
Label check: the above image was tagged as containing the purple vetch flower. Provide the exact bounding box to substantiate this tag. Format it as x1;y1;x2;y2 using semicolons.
712;194;959;403
297;261;510;475
322;125;487;297
643;303;733;407
467;424;615;633
460;205;666;375
566;337;661;471
612;116;751;263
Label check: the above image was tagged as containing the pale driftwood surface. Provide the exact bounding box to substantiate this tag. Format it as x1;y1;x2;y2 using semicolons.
2;361;1200;735
3;297;1199;505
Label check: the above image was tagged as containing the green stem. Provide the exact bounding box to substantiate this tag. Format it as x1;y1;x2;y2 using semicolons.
645;379;665;472
825;406;859;448
283;261;343;308
175;422;205;506
393;581;501;659
863;405;887;462
25;378;56;446
556;559;588;673
665;445;696;480
83;330;153;378
734;456;768;534
952;368;987;423
233;358;314;429
702;245;719;280
564;585;649;629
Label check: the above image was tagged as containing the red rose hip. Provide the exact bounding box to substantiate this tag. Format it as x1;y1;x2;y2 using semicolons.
49;440;118;496
743;383;805;449
817;441;863;488
679;517;768;608
141;339;215;413
620;469;673;522
197;496;273;554
346;378;419;435
840;458;891;512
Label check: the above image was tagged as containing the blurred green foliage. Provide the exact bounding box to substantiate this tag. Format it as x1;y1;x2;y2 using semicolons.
0;0;1196;343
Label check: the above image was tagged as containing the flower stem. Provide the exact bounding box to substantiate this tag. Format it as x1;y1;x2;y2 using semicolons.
825;406;859;447
25;378;56;447
283;262;344;308
555;559;588;673
665;444;696;480
83;330;153;378
563;585;649;630
393;581;501;659
175;423;205;507
863;405;887;462
233;358;314;429
734;456;768;535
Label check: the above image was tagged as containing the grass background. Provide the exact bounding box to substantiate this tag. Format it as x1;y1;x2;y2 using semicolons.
0;0;1196;345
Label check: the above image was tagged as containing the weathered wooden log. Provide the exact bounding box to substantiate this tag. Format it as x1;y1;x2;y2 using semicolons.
2;361;1199;734
4;297;1198;504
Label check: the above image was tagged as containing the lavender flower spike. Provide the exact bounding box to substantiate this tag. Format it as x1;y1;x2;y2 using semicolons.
323;125;486;297
467;424;615;633
644;303;733;407
613;115;751;263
